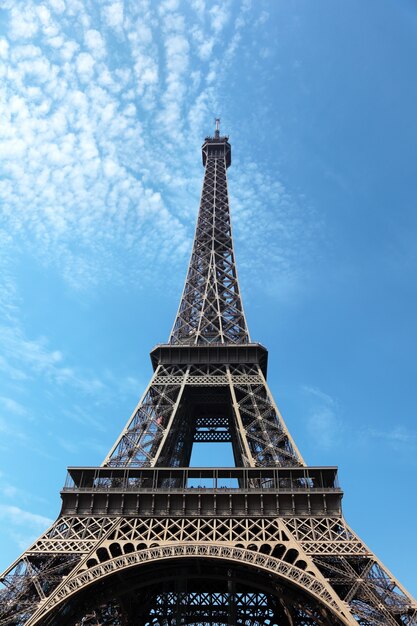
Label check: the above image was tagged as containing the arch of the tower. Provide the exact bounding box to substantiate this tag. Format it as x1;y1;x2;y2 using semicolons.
29;545;352;626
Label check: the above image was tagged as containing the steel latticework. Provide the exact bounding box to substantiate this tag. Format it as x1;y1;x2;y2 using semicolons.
0;123;416;626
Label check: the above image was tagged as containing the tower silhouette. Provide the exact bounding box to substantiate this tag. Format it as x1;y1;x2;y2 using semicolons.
1;124;416;626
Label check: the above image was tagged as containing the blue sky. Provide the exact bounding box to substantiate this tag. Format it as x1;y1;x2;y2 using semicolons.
0;0;416;599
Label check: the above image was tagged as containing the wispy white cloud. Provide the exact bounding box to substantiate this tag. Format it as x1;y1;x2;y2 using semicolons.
48;0;66;15
102;1;125;30
209;4;231;34
255;10;269;26
0;504;52;529
230;162;321;302
0;505;52;552
0;397;27;417
76;51;96;80
301;385;417;455
0;415;28;444
302;385;336;406
361;425;417;450
0;472;49;505
0;474;18;499
8;6;39;40
190;0;206;19
302;385;342;449
85;29;106;58
0;321;100;391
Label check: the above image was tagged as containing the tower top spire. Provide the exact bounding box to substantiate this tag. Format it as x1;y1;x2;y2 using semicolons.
214;117;220;138
202;121;231;167
170;127;245;345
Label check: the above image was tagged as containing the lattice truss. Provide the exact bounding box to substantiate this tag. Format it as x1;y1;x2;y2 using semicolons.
145;591;280;626
103;362;302;468
142;590;344;626
1;513;415;626
170;148;249;345
128;587;344;626
282;518;417;626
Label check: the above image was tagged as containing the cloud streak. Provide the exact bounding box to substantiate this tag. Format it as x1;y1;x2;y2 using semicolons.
302;385;342;450
0;505;52;530
0;505;52;552
360;425;417;450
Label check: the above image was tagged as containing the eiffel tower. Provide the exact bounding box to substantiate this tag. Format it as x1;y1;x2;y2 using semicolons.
1;122;416;626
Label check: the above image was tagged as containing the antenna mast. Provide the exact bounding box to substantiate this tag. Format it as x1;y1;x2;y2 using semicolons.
215;117;220;138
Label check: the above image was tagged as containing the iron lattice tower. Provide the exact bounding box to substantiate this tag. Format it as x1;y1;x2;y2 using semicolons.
1;124;416;626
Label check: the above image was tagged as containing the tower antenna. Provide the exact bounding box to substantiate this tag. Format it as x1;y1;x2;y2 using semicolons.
215;117;220;138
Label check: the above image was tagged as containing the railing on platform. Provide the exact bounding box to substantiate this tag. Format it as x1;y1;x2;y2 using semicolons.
63;466;340;493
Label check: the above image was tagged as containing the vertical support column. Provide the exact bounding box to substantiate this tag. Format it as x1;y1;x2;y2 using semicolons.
227;569;237;626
